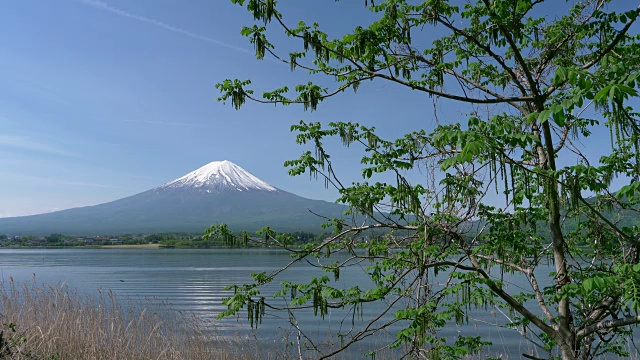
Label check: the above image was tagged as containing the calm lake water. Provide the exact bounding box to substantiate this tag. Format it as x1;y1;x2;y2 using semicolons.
0;248;629;358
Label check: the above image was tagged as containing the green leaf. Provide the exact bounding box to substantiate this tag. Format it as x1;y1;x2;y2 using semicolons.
537;109;553;123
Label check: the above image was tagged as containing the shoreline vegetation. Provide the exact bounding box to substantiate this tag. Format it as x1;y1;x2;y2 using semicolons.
100;243;163;249
0;230;334;250
0;277;406;360
0;278;268;360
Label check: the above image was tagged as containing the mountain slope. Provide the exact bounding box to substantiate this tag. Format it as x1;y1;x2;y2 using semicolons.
0;161;347;235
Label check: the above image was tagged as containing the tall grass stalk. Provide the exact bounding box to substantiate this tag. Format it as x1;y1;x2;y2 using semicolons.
0;277;239;359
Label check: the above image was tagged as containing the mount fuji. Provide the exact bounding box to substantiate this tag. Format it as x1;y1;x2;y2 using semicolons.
0;161;348;235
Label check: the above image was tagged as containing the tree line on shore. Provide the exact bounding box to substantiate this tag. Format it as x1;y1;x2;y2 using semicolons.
0;229;336;249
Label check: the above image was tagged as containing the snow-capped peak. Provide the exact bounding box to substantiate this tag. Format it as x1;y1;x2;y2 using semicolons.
159;160;277;192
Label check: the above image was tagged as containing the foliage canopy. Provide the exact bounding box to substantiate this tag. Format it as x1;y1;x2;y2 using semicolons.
216;1;640;359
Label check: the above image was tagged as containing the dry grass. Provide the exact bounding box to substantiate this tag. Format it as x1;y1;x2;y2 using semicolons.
0;278;245;360
7;276;634;359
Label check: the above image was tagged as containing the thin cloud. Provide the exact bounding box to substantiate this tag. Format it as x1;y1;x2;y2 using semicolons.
123;119;203;127
77;0;252;54
0;172;123;189
0;135;74;157
58;180;123;189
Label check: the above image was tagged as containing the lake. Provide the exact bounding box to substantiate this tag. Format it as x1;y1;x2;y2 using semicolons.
0;248;628;358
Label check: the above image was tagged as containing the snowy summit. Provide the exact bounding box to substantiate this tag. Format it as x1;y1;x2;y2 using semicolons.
159;160;277;192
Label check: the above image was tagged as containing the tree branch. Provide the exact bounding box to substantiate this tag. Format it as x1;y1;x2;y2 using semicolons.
481;0;540;97
435;15;529;97
577;314;640;339
543;4;640;98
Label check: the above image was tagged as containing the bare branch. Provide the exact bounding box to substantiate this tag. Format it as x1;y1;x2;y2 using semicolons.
578;314;640;339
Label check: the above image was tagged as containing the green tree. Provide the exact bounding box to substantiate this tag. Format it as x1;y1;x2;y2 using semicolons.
44;233;64;244
204;224;240;247
217;1;640;359
144;233;164;244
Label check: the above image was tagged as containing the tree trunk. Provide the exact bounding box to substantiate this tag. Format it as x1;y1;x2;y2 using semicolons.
540;119;576;360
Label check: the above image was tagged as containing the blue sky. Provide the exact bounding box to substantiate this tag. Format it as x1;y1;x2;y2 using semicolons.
1;0;433;217
0;0;635;217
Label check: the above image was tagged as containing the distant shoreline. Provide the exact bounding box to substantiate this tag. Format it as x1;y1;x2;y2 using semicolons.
100;244;163;249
